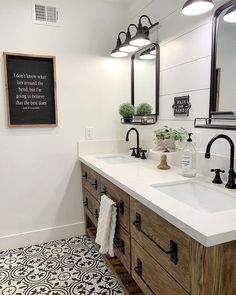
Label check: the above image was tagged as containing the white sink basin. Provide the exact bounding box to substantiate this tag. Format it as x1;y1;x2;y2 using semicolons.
151;181;236;213
96;155;136;165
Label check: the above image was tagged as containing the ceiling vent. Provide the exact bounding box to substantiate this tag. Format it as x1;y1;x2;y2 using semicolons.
32;1;61;26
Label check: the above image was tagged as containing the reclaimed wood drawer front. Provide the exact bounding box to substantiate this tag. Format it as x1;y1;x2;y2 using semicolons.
100;176;130;233
83;188;100;226
131;238;189;295
114;224;131;273
130;198;190;292
81;163;100;202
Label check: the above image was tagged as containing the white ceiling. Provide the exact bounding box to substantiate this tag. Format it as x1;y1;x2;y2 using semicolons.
103;0;130;3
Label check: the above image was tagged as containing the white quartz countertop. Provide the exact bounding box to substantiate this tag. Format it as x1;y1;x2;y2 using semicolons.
79;153;236;247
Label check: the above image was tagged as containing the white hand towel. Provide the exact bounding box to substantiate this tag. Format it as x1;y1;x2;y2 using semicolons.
95;194;117;256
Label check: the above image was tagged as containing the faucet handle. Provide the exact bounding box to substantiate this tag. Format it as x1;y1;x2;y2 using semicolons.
141;150;147;160
130;147;136;157
211;169;225;184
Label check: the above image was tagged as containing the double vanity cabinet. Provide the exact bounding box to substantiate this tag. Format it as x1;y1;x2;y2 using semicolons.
80;161;236;295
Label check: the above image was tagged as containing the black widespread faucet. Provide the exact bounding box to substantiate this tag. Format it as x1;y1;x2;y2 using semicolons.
205;134;236;189
126;128;141;158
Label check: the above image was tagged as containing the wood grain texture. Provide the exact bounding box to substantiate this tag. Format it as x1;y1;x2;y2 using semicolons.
130;197;190;292
114;224;131;273
100;176;130;233
81;163;101;201
83;188;100;227
81;164;236;295
131;238;188;295
191;239;236;295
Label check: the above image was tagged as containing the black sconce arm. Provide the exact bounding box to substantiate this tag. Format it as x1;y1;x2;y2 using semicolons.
139;15;159;31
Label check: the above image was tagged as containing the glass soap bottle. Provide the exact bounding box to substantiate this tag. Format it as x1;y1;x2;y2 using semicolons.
182;133;197;177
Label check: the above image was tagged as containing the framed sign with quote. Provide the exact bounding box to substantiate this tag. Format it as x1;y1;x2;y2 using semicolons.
172;95;191;116
4;52;58;127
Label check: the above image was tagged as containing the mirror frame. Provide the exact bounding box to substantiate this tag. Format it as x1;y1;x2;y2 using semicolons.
209;0;236;118
131;43;160;125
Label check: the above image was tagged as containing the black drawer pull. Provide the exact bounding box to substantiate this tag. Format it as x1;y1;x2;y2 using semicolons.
134;258;142;276
134;258;155;294
101;186;107;195
133;213;178;265
113;201;124;215
88;179;98;190
83;198;88;207
82;172;87;180
83;198;98;219
114;237;125;254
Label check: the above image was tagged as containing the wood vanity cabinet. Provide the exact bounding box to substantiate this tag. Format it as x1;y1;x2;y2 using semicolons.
80;163;236;295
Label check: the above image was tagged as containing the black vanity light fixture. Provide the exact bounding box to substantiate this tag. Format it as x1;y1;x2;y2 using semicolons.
110;31;128;57
130;15;159;47
150;45;156;55
140;51;156;60
223;4;236;22
119;24;139;53
139;46;156;60
182;0;214;16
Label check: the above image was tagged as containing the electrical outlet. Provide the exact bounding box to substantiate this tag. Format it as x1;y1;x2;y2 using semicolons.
85;127;94;140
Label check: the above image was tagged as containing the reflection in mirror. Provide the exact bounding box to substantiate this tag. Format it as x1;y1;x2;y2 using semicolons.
131;43;159;125
216;8;236;112
195;1;236;130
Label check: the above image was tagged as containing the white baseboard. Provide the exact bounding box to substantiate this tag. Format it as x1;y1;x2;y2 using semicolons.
0;222;86;252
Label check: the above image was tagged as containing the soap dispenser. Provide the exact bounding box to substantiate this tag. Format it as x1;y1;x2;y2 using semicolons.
182;133;197;177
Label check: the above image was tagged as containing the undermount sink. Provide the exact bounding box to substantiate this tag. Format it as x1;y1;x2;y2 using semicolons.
96;155;136;165
151;181;236;213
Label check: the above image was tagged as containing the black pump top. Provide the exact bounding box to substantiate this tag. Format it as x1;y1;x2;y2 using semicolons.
187;133;193;142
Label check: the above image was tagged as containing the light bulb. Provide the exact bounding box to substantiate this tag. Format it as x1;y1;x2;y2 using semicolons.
223;5;236;23
182;0;214;16
140;54;156;60
130;38;151;47
110;51;128;58
119;45;138;53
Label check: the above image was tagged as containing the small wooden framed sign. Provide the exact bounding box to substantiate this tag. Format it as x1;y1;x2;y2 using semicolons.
4;52;58;127
172;95;191;116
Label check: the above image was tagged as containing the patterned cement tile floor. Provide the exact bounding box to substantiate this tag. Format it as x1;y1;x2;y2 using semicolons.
0;236;124;295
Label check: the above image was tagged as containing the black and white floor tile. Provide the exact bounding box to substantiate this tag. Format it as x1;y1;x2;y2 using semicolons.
0;236;124;294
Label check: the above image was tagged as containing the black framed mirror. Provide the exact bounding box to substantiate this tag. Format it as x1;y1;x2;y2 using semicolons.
127;43;159;125
195;0;236;130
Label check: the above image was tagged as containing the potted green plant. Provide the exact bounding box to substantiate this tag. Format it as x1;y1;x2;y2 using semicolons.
136;102;152;116
119;102;135;123
153;126;187;152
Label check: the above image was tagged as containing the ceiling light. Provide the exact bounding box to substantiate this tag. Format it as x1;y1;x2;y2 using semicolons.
119;24;138;53
223;4;236;23
182;0;214;16
129;15;159;47
110;32;128;57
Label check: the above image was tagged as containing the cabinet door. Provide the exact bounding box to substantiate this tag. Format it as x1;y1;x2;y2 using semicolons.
83;188;100;227
81;163;101;202
114;224;131;273
130;198;190;292
100;176;130;233
131;238;189;295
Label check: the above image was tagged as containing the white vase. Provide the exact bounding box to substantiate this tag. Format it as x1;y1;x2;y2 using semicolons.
154;138;176;152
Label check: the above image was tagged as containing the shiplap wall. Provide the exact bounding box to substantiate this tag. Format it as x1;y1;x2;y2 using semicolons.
126;0;236;176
